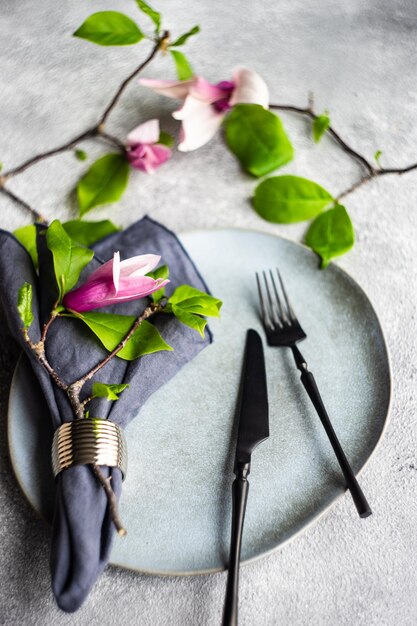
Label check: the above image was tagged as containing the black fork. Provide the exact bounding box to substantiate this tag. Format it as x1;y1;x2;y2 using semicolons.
256;269;372;518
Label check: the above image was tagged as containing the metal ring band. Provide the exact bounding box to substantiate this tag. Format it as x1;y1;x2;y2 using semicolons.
52;418;128;480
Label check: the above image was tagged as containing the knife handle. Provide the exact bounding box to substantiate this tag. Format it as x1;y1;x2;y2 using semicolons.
222;462;250;626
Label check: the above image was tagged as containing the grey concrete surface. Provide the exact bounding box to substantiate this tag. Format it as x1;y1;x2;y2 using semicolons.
1;1;417;624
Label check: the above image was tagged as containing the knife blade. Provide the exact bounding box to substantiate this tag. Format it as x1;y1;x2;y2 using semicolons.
222;329;269;626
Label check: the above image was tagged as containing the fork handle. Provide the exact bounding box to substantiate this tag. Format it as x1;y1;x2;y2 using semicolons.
291;346;372;519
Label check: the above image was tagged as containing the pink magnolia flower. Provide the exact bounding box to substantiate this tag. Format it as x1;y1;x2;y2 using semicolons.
126;119;172;173
63;252;169;313
139;68;269;151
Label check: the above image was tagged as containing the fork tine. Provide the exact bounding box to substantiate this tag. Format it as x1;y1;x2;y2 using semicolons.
262;271;283;328
269;269;289;325
256;272;272;329
276;269;297;322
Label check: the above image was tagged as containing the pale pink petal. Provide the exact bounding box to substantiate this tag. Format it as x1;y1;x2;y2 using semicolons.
115;276;169;298
189;77;228;103
229;68;269;108
112;251;120;293
144;144;172;173
127;119;160;146
83;253;158;286
128;143;172;173
173;96;225;151
128;145;150;173
138;78;196;100
83;257;114;285
63;252;170;313
120;254;161;278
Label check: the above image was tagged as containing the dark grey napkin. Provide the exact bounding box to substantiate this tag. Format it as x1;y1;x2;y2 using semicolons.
0;216;212;612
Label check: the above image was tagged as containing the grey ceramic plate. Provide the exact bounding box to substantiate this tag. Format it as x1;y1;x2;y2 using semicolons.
8;229;391;576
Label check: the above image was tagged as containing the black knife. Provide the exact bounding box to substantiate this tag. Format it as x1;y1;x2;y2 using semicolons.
222;329;269;626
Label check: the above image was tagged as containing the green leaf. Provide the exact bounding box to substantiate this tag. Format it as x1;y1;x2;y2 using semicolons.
63;219;120;247
224;104;294;177
92;382;129;401
253;175;334;223
305;204;355;268
73;11;144;46
169;285;222;316
167;285;222;337
77;153;130;217
14;224;38;269
76;312;172;360
171;25;200;46
170;50;194;80
147;264;169;302
158;131;174;148
17;282;34;330
135;0;161;32
171;307;207;337
46;220;94;300
0;162;3;172
374;150;383;166
75;149;88;161
312;112;330;143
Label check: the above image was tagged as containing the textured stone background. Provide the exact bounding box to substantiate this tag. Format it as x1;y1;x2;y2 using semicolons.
1;1;417;624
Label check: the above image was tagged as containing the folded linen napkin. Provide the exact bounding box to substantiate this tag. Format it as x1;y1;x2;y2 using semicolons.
0;216;212;612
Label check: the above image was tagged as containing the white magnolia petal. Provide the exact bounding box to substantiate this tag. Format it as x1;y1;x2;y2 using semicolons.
120;254;161;278
230;68;269;108
173;97;225;151
138;78;196;100
112;251;121;293
127;119;160;146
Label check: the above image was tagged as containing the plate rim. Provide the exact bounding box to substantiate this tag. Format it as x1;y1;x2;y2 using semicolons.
7;227;393;577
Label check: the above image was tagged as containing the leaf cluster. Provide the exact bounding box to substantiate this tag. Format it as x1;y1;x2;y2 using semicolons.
16;221;222;370
73;2;198;81
223;104;354;266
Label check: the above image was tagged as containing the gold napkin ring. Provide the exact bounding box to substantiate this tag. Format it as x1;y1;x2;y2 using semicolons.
52;418;128;481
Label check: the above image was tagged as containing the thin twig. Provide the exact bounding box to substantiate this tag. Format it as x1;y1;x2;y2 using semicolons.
2;35;165;222
40;307;60;342
98;132;127;152
90;464;127;536
0;186;47;223
378;163;417;175
76;302;163;387
22;330;67;390
335;175;374;201
270;101;417;199
2;128;97;179
269;103;375;174
81;395;94;409
98;33;168;127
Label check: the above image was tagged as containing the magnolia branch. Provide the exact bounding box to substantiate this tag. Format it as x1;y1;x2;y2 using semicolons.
269;101;417;199
21;301;163;535
98;32;168;127
65;302;163;415
91;465;126;537
77;301;163;386
0;186;46;223
0;33;169;222
3;128;97;179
